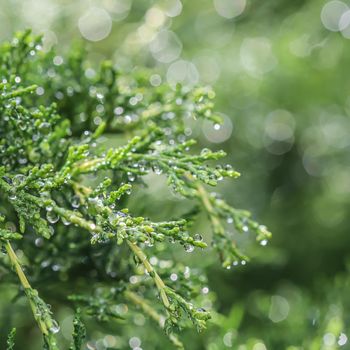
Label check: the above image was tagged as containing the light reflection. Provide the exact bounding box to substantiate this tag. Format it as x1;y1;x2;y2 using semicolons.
268;295;290;323
264;109;295;155
103;0;132;21
21;0;57;30
162;0;183;17
339;10;350;37
166;59;199;87
321;0;348;32
149;30;182;63
194;53;221;83
252;343;267;350
213;0;246;19
202;113;233;143
338;333;348;346
145;7;166;28
323;332;336;346
289;34;311;57
78;7;112;42
240;37;277;78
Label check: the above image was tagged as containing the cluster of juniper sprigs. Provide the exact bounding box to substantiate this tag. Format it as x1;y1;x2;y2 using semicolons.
0;30;271;349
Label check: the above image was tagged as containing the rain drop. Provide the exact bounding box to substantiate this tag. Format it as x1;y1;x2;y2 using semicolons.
49;320;60;334
8;193;17;200
39;122;51;134
61;217;71;226
13;174;26;186
71;195;80;208
35;238;44;247
194;233;203;241
170;273;178;281
184;244;194;253
127;172;136;182
260;239;268;246
201;148;210;156
46;211;59;224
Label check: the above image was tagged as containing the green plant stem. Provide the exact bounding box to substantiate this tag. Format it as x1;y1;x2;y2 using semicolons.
70;182;172;310
192;179;246;262
127;240;170;308
5;241;49;335
195;181;225;236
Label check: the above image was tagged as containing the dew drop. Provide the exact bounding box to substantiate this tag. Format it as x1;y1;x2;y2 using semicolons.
184;244;194;253
52;264;61;271
71;195;80;208
184;266;191;278
61;217;71;226
39;122;51;134
260;239;268;246
49;320;60;334
49;226;55;236
8;193;17;200
127;172;136;182
194;233;203;241
108;212;118;224
13;174;26;186
35;238;44;247
152;165;163;175
202;287;209;294
201;148;210;156
170;273;178;281
46;211;59;224
242;225;249;233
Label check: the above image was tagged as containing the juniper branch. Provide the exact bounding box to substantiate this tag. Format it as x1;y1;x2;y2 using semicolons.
5;241;59;350
0;30;271;348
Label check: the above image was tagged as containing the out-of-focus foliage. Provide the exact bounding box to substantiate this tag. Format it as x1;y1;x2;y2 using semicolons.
1;0;350;349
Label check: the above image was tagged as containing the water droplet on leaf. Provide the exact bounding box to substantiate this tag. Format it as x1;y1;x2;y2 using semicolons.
184;244;194;253
260;239;268;246
49;320;60;334
46;211;59;224
13;174;26;186
71;195;80;208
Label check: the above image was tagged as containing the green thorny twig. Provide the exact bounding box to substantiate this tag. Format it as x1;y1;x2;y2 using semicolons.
5;241;60;350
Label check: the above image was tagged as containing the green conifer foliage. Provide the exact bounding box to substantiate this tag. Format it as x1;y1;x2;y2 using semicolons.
0;30;271;349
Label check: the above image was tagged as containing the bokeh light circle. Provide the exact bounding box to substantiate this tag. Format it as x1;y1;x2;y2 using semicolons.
149;30;182;63
213;0;246;19
202;113;233;143
320;1;348;32
78;7;112;42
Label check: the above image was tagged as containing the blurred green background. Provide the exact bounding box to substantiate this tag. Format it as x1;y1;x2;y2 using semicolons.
2;0;350;349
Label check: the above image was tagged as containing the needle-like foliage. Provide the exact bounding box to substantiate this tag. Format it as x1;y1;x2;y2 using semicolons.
0;30;271;349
